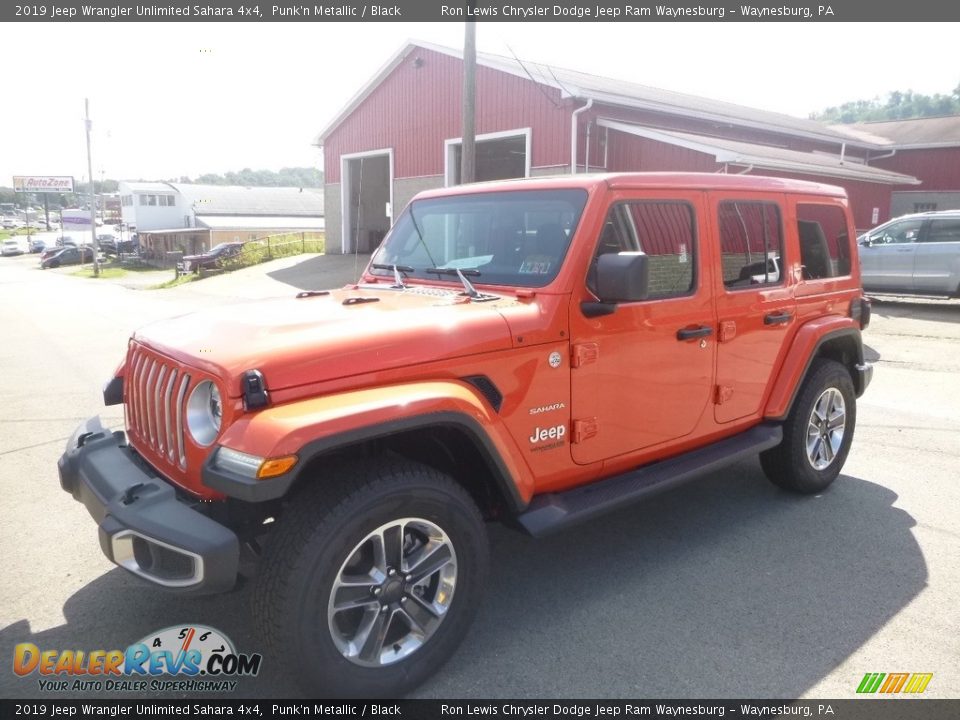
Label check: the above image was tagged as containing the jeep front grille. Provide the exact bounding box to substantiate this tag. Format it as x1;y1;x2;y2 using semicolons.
127;346;191;469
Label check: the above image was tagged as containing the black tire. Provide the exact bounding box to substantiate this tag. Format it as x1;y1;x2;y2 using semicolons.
252;458;488;698
760;358;856;493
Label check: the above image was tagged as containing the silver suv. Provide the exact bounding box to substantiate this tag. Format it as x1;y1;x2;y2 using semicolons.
859;210;960;296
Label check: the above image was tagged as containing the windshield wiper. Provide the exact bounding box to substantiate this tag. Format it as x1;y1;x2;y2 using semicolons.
425;267;481;277
425;267;495;301
371;263;413;289
371;263;414;273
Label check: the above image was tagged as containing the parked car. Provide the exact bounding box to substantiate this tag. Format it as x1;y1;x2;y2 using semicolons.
39;247;62;262
2;237;29;256
2;217;24;230
859;210;960;296
180;241;245;272
41;246;94;268
29;238;48;253
99;238;135;256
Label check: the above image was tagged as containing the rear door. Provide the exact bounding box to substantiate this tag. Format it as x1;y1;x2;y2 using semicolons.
710;193;796;424
913;216;960;294
859;217;923;291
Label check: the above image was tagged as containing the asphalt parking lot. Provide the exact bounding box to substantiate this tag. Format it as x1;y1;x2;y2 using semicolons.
0;252;957;700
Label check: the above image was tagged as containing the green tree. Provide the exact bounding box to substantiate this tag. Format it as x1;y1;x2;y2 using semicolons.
811;83;960;123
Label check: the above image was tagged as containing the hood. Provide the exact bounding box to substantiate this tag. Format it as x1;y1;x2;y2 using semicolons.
133;287;516;396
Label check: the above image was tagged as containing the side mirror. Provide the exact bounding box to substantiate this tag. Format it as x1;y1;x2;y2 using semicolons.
859;237;872;247
595;252;649;303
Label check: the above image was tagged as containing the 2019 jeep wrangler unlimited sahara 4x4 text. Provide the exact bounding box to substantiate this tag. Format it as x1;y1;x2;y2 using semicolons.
59;173;872;697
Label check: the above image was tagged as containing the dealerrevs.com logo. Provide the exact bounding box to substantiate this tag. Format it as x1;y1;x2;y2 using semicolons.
14;625;262;693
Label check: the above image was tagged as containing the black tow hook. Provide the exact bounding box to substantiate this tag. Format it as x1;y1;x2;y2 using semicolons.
121;483;147;505
77;431;105;448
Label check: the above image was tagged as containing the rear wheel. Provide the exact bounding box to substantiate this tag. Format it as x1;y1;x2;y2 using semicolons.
253;458;488;698
761;359;856;493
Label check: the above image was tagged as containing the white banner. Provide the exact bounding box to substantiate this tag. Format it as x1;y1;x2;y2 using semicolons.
13;176;74;193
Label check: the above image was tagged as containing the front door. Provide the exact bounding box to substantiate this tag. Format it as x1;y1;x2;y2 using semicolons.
859;216;923;291
710;194;797;424
569;191;715;466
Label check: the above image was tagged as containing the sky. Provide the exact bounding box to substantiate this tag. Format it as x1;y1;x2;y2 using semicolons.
1;22;958;186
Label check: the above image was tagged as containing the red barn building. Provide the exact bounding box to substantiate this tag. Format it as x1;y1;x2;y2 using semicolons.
840;115;960;217
316;41;922;253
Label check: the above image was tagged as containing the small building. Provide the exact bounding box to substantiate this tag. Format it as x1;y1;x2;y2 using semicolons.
117;181;324;263
316;40;926;251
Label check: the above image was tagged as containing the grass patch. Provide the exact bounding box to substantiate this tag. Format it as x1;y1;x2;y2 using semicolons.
70;266;128;279
221;234;324;272
150;273;201;289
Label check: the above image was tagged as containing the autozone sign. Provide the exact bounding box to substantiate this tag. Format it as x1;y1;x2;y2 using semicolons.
13;176;74;193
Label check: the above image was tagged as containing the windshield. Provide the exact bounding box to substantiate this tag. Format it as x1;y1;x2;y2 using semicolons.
370;189;588;288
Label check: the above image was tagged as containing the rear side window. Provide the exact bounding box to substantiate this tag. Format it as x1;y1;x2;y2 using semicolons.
717;201;784;289
925;218;960;243
591;201;696;300
796;204;852;279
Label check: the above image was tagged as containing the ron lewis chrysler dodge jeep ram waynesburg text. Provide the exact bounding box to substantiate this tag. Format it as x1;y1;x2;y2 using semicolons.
59;173;873;697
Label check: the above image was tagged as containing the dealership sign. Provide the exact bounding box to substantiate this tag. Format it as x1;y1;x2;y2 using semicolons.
13;176;74;193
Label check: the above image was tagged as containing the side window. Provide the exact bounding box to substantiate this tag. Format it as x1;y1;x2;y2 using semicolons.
718;201;784;289
590;201;696;300
869;219;922;244
924;218;960;243
796;203;852;279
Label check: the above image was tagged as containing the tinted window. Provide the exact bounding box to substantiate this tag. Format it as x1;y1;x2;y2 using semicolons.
371;189;588;288
718;201;784;289
590;201;696;299
925;218;960;243
796;204;852;279
869;218;922;244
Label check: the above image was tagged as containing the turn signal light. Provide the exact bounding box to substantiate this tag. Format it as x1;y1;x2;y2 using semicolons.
257;455;298;479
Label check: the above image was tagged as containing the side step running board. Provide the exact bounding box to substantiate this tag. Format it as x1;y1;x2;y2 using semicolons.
515;423;783;537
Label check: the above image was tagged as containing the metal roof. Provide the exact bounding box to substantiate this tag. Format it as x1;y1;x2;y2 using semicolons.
168;184;324;216
837;115;960;148
118;181;176;193
316;40;883;149
195;215;325;230
599;120;920;185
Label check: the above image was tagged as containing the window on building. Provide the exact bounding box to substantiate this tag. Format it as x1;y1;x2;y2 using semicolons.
160;195;175;207
914;202;938;213
446;130;530;186
138;195;148;206
717;201;784;289
796;204;852;279
590;201;696;299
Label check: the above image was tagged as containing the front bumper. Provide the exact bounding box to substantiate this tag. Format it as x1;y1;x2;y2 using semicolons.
58;416;239;594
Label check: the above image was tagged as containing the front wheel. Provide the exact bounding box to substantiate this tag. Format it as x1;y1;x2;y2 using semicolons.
253;459;488;698
761;359;856;493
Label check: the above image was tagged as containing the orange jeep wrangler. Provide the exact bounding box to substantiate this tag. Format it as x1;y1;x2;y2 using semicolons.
59;173;872;697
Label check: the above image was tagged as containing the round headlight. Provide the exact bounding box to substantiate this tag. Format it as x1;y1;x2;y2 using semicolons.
186;381;222;446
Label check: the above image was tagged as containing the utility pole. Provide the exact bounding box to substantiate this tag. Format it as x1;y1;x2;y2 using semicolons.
460;18;477;185
85;98;100;276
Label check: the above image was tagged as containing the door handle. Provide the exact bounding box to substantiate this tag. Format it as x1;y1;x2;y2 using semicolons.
676;325;713;340
764;312;793;325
